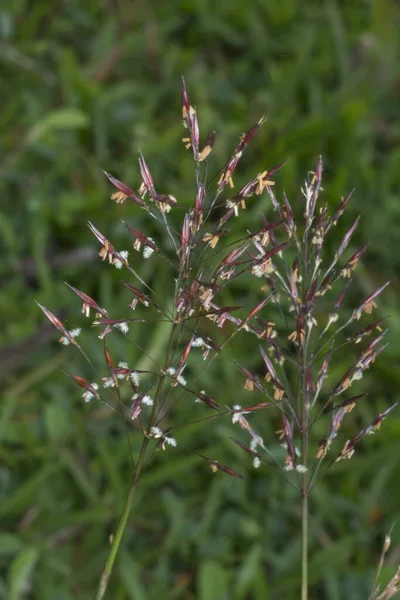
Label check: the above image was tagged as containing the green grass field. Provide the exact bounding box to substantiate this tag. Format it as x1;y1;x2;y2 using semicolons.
1;1;400;598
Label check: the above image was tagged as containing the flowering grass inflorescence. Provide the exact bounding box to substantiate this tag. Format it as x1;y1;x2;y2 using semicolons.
38;78;395;600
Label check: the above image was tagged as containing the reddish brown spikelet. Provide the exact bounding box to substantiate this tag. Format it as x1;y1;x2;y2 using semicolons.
234;361;256;391
36;302;81;347
194;391;220;411
217;117;266;191
282;414;297;469
242;117;266;144
138;154;157;199
262;159;288;180
332;407;346;433
231;438;261;458
336;403;397;461
235;161;285;199
352;317;387;343
103;171;146;208
203;230;224;248
124;223;158;252
335;216;360;259
247;219;285;246
179;337;193;367
180;214;191;265
65;373;100;399
259;345;278;382
266;180;282;212
283;192;294;231
330;190;354;227
305;278;318;306
332;365;354;396
191;183;206;232
92;317;127;327
361;346;386;371
333;284;350;312
332;394;366;414
353;282;390;320
36;302;67;334
209;460;243;479
195;183;205;214
121;282;151;310
362;331;387;357
341;244;369;278
91;317;128;338
181;76;190;118
130;395;142;421
218;208;236;228
242;402;273;412
221;246;248;267
307;155;323;220
65;283;108;318
206;304;242;328
181;77;200;158
316;407;347;460
88;222;123;265
154;193;177;213
245;296;271;322
199;131;215;161
191;110;200;152
65;373;89;389
316;350;332;393
103;340;119;388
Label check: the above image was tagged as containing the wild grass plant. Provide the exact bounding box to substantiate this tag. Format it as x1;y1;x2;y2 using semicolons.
38;79;397;599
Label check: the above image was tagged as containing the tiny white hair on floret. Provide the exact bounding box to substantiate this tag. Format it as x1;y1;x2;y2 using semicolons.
83;383;99;403
143;240;155;259
114;322;129;334
164;436;177;447
103;377;115;388
142;395;153;406
130;371;140;386
151;426;163;438
113;251;129;269
177;374;187;386
284;463;294;472
252;265;264;278
231;404;251;424
250;437;263;451
296;464;308;473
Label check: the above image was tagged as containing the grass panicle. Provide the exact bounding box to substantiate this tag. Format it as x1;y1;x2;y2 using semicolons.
39;79;396;599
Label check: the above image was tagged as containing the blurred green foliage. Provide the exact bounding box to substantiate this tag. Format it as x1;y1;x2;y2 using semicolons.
1;0;400;598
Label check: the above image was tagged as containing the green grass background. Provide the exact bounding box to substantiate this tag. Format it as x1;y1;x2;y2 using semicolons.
1;1;400;598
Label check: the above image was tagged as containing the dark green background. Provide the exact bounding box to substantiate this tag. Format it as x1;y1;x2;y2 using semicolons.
1;1;400;598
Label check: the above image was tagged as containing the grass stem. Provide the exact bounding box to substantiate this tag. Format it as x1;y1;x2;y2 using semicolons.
301;488;308;600
94;321;177;600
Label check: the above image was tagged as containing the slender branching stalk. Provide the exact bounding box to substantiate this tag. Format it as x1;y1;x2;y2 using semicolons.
38;78;396;598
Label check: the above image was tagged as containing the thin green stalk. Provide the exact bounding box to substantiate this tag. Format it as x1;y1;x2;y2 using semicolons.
94;437;149;600
94;322;177;600
301;396;309;600
301;488;308;600
300;232;310;600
